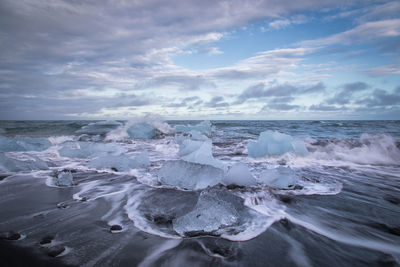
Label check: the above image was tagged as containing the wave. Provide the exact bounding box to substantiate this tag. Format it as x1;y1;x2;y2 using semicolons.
307;134;400;166
105;116;174;142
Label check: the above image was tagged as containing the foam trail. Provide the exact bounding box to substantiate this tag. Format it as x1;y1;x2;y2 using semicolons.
282;234;312;267
287;214;400;255
138;239;182;267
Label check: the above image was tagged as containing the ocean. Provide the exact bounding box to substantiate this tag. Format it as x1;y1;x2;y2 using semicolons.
0;119;399;266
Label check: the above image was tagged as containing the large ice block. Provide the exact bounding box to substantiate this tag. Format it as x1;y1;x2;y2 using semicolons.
89;151;150;171
222;163;257;186
58;142;124;159
0;153;48;172
247;130;308;158
181;140;225;170
158;160;224;190
127;122;156;139
0;136;51;152
258;166;299;189
173;189;244;236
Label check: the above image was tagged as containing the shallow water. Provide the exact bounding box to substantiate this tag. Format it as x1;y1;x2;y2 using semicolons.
0;120;399;266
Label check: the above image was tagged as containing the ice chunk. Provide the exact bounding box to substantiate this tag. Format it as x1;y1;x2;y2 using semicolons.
173;189;244;236
75;120;122;135
158;160;224;190
247;130;308;158
56;171;74;186
127;122;156;139
0;136;51;152
132;151;151;167
181;140;225;170
178;139;204;157
58;142;124;159
188;131;209;141
0;153;48;172
89;151;150;171
222;163;257;187
175;120;212;134
258;166;299;189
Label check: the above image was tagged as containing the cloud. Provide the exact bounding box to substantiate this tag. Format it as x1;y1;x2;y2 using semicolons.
205;96;229;108
165;96;203;107
301;19;400;47
326;82;369;105
263;103;300;111
0;0;397;119
236;81;325;104
363;64;400;77
134;74;216;91
309;104;342;111
211;47;313;80
358;1;400;23
268;19;291;30
267;15;308;30
356;89;400;107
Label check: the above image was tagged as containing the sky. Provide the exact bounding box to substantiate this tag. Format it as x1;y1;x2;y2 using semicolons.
0;0;399;120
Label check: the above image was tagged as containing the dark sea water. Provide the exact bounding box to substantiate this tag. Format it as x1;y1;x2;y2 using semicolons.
0;120;399;267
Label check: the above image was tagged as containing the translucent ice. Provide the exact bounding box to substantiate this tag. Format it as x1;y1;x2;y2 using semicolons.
0;136;51;152
127;122;156;139
173;189;244;236
89;151;150;171
0;153;48;172
181;140;225;170
75;120;122;135
158;160;224;190
58;142;124;159
175;120;212;134
222;163;257;187
187;130;209;141
178;139;205;157
247;131;308;158
258;166;299;189
57;170;74;186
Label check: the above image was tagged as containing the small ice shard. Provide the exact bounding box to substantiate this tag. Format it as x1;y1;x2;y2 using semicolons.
173;189;244;236
0;153;48;172
247;130;308;158
127;122;156;139
57;170;74;186
58;142;124;159
0;136;51;152
222;163;257;187
89;151;150;171
158;160;224;190
175;120;212;134
75;120;122;135
181;140;225;170
258;166;299;189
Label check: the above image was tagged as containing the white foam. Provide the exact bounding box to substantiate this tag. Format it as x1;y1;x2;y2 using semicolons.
105;116;174;142
138;239;182;267
307;134;400;166
287;214;400;254
48;135;75;145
